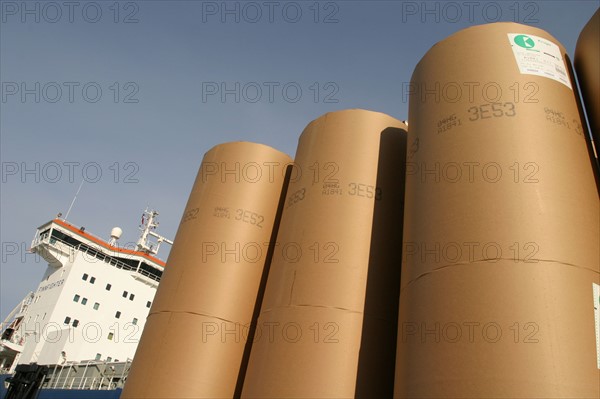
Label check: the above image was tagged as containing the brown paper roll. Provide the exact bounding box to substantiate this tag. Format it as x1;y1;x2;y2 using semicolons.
575;9;600;157
121;142;291;399
395;23;600;398
241;109;407;398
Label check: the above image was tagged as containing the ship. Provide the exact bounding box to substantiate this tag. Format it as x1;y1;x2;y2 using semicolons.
0;209;173;398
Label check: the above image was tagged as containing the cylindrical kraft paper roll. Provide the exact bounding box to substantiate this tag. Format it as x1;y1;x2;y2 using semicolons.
575;9;600;158
121;142;292;399
241;109;408;398
395;23;600;398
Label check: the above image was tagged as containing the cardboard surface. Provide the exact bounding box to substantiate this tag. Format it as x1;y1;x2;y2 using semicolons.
121;142;291;398
396;23;600;398
242;109;407;398
397;262;599;398
120;312;248;398
575;9;600;156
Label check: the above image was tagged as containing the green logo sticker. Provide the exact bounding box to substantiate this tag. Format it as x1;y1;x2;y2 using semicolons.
514;35;535;49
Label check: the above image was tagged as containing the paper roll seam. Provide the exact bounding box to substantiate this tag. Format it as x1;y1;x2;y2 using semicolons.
148;310;247;325
258;304;364;315
258;305;399;327
402;258;600;292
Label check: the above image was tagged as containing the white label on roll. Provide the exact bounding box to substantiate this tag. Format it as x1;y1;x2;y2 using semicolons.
508;33;572;89
594;283;600;369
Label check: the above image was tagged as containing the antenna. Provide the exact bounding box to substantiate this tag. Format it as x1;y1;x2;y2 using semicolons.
64;180;85;221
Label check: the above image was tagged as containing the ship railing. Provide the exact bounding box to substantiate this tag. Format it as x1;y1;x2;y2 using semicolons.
31;229;56;251
30;228;44;248
2;334;25;349
43;359;132;390
1;292;35;333
36;233;160;283
32;233;76;266
44;361;81;390
134;267;161;283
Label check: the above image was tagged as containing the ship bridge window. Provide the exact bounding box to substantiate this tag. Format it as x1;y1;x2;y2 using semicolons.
139;262;163;281
64;317;71;325
82;273;88;281
122;291;128;298
90;277;96;284
95;353;101;361
93;302;100;310
146;301;151;308
82;298;88;305
52;229;82;247
108;332;114;340
132;318;138;325
115;311;121;319
106;283;112;291
116;257;139;270
73;320;79;327
129;294;135;301
50;229;138;269
73;294;80;302
39;228;51;240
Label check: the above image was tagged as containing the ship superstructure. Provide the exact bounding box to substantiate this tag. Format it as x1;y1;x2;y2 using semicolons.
0;210;172;380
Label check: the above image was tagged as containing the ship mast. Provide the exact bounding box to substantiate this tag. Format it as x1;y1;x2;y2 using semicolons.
136;209;173;255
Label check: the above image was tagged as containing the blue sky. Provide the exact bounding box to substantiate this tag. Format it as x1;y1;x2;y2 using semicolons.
1;0;598;319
